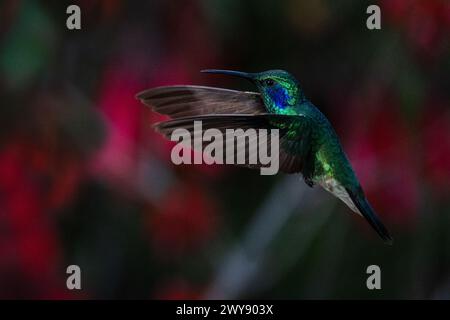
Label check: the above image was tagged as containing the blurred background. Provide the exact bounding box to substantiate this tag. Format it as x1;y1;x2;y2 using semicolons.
0;0;449;299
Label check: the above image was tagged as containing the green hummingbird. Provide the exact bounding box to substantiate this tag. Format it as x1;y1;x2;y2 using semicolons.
137;69;393;244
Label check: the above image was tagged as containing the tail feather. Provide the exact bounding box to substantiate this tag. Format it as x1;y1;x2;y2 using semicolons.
346;188;393;245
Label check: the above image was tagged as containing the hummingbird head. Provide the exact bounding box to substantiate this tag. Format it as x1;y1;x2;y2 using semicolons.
201;69;305;114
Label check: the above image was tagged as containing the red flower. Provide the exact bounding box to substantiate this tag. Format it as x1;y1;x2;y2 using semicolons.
381;0;450;59
0;140;69;298
421;102;450;194
343;92;420;225
155;279;203;300
91;57;148;187
149;182;219;257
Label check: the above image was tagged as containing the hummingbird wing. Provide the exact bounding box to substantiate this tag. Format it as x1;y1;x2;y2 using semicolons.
154;114;313;174
137;85;265;118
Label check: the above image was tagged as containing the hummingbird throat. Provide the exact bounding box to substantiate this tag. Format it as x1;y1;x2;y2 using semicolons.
169;121;280;175
262;81;300;114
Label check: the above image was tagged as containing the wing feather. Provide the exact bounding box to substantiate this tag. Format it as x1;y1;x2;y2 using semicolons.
154;114;312;174
137;85;265;118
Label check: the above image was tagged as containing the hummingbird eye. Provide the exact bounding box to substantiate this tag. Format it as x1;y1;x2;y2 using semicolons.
263;79;275;86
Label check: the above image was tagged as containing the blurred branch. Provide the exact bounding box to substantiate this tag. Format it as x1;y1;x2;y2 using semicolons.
205;175;332;299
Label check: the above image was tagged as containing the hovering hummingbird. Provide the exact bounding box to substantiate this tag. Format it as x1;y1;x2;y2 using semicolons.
137;69;393;244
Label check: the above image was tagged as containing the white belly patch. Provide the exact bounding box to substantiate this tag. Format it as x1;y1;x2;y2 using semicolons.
319;178;362;216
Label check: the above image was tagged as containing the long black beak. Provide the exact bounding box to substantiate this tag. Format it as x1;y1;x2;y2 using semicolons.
201;69;255;81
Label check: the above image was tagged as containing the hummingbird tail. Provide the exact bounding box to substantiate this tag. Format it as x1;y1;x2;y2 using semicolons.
347;188;393;245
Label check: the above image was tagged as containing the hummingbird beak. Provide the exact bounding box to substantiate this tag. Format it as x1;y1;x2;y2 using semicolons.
201;69;255;81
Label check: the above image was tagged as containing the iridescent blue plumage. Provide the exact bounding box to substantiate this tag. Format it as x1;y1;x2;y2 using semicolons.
267;85;290;109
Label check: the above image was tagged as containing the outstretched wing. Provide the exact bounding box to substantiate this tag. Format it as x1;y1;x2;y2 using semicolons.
154;114;313;174
136;85;266;118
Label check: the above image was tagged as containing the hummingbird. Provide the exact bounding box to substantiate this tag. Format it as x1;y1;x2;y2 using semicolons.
137;69;393;244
